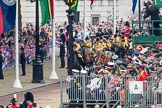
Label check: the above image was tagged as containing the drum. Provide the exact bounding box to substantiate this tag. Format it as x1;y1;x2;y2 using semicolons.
97;53;107;64
85;51;93;63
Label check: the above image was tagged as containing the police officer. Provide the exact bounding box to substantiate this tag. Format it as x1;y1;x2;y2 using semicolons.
20;48;26;76
59;40;65;68
60;29;66;44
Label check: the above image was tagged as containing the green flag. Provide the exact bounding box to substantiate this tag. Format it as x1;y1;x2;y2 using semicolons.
40;0;53;26
71;0;79;12
156;0;162;5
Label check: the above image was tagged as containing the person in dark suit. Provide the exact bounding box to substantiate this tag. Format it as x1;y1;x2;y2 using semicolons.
60;29;66;44
20;48;26;76
0;51;4;79
144;1;160;36
59;40;65;68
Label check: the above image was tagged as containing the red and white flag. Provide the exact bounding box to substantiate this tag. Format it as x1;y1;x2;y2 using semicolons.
90;0;94;9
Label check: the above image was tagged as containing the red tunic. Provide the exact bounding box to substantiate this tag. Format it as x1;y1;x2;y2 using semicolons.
27;104;33;108
124;27;130;38
12;105;20;108
138;71;148;81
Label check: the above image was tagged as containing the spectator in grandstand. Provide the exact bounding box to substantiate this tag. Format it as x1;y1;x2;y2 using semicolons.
0;51;4;79
144;0;160;36
20;48;26;76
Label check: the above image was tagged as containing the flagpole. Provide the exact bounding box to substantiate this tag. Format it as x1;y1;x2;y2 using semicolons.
138;0;141;29
13;0;22;88
49;0;58;79
83;0;86;40
113;0;116;34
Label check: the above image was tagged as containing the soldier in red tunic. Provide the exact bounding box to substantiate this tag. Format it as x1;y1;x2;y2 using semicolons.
138;65;148;81
124;21;130;39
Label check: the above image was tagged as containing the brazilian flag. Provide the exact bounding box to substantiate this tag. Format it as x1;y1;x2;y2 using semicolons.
69;0;79;12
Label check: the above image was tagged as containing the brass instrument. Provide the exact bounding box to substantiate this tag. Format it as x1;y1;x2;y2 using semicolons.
106;40;112;49
94;41;104;52
84;40;92;48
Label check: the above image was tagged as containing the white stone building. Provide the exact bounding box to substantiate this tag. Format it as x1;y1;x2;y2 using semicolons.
20;0;139;27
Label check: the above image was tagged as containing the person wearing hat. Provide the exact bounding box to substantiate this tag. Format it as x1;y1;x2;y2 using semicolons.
102;70;111;91
67;69;83;101
93;69;106;100
20;47;26;76
60;28;66;44
138;65;148;81
100;37;107;50
94;38;104;52
125;54;132;64
71;69;80;77
105;39;112;50
103;70;111;77
59;39;65;68
23;92;34;108
104;65;112;72
84;37;92;48
112;54;118;60
119;65;127;76
124;21;130;39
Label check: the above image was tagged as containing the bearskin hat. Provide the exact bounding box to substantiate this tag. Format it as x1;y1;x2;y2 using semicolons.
24;92;34;103
124;21;130;27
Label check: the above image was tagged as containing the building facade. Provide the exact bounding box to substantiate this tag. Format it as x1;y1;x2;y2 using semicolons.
21;0;136;27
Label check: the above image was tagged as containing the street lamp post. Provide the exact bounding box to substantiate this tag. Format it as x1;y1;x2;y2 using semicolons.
32;0;44;83
64;0;76;75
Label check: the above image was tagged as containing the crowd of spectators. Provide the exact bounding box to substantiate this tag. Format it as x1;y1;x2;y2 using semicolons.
0;22;53;70
57;13;162;107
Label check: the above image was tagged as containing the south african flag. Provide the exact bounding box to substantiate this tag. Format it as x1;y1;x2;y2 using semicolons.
40;0;54;26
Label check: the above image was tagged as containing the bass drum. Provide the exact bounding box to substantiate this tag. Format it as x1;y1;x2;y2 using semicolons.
85;51;94;63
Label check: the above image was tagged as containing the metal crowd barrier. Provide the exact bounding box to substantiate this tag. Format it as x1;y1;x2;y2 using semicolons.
59;76;162;108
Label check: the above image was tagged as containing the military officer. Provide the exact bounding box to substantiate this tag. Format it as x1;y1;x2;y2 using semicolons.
66;69;83;101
